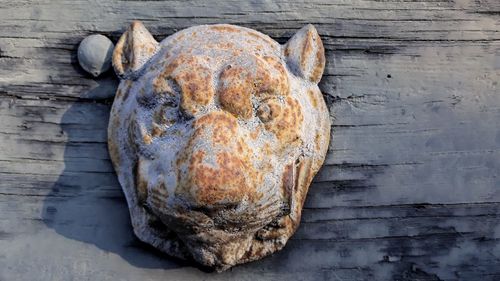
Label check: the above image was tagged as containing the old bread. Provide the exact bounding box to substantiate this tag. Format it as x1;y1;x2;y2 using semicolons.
108;21;330;271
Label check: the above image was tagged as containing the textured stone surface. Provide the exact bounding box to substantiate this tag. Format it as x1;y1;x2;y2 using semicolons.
108;21;330;271
0;1;499;280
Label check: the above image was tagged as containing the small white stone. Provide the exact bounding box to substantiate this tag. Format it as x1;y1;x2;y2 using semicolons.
77;34;114;77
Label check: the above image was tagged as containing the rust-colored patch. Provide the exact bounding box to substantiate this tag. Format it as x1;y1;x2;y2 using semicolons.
246;30;275;47
176;111;241;173
258;96;303;146
256;98;282;123
155;54;214;116
254;56;288;96
174;111;263;206
262;142;272;156
261;56;289;96
143;133;152;145
208;113;238;145
120;80;133;101
218;55;290;116
211;41;236;50
179;74;212;114
112;21;158;76
178;148;258;206
294;158;313;210
196;151;251;204
236;138;246;154
250;126;261;140
300;29;314;72
314;133;322;151
112;37;126;75
153;105;171;125
152;74;172;95
135;158;148;204
307;89;318;108
151;124;164;137
285;26;325;83
281;163;294;206
176;34;185;41
210;25;241;33
149;178;168;211
107;136;121;167
194;111;238;134
309;36;325;83
218;65;253;118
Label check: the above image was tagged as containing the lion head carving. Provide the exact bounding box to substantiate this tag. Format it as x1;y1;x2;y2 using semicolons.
108;21;330;271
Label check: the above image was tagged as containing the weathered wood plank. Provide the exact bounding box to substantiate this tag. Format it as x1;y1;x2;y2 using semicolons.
0;0;499;280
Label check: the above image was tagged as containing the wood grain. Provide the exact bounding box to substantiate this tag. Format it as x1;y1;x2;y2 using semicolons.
0;1;499;280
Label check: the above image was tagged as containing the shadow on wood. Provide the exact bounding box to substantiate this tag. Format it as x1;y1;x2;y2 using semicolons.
39;78;190;270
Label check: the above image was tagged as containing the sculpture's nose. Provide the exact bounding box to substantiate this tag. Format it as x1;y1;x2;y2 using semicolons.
175;111;260;207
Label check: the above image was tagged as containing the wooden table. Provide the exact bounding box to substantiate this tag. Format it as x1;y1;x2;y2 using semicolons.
1;1;499;280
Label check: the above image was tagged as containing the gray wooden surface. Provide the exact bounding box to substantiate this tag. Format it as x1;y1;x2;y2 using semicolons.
1;1;499;280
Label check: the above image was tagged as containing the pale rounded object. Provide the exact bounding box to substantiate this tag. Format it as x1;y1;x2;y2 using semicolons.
77;34;114;77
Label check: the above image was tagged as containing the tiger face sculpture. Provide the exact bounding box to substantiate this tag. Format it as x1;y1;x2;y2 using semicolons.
108;21;330;271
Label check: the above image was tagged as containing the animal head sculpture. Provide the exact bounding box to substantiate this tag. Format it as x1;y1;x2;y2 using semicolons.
108;21;330;271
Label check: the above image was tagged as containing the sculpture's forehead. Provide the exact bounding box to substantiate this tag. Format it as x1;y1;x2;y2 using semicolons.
142;24;291;118
158;24;281;61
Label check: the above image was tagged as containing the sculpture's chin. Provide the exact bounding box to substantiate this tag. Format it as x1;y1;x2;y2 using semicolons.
130;193;291;271
121;155;314;271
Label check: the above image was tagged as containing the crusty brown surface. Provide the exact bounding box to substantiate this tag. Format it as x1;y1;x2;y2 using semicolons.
108;21;330;271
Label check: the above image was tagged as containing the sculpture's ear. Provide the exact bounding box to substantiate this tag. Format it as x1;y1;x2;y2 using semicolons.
284;24;326;84
112;21;159;79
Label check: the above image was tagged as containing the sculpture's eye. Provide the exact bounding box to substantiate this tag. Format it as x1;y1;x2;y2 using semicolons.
133;77;180;133
256;98;282;123
152;103;177;129
137;89;157;108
